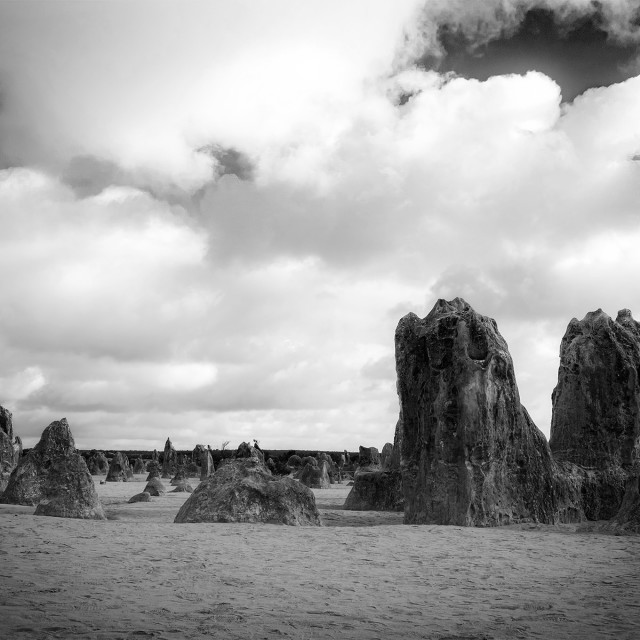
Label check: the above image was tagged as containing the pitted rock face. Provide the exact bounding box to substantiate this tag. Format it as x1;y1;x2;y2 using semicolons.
396;298;563;526
0;405;13;441
549;308;640;519
550;309;640;468
606;463;640;534
0;405;16;493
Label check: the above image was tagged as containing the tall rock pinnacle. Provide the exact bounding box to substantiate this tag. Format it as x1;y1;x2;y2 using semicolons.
395;298;561;526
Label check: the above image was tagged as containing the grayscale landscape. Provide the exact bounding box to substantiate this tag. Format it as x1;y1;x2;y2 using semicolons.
2;2;640;639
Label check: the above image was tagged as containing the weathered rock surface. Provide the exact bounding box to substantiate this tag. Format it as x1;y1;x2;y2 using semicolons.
318;452;339;482
133;457;147;474
550;309;640;519
380;443;394;470
297;460;331;489
396;298;569;526
144;477;166;496
105;452;132;482
128;491;151;503
604;464;640;534
12;435;22;466
86;450;109;475
235;442;265;465
390;416;403;471
2;418;105;519
343;470;404;512
146;461;161;480
174;458;321;525
161;437;177;478
357;446;380;472
0;405;16;493
171;466;188;485
193;444;214;481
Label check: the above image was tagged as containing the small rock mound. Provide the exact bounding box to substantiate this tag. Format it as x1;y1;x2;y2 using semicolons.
171;482;194;493
174;457;321;525
128;491;152;503
2;418;105;519
144;477;166;496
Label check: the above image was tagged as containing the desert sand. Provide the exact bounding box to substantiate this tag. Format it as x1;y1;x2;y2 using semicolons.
1;476;639;640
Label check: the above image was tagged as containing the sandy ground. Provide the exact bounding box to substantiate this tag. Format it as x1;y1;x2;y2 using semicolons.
1;476;639;640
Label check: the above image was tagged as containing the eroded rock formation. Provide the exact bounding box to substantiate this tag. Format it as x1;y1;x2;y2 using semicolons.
357;446;380;472
396;298;566;526
605;464;640;534
343;470;404;512
133;457;147;474
2;418;105;519
144;477;166;496
550;309;640;519
175;456;321;525
161;437;177;479
193;444;214;481
86;450;109;475
128;491;151;503
146;461;161;480
380;443;394;470
297;460;331;489
106;452;132;482
0;405;16;493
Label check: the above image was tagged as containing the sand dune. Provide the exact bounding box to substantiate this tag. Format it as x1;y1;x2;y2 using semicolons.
1;477;639;639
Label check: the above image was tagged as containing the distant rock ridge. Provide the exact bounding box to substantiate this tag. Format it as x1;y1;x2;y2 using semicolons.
395;297;575;526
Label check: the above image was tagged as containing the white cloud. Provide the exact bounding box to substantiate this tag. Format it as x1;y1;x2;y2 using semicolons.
0;2;639;452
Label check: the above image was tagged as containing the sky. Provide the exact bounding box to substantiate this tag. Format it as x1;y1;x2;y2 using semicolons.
1;0;640;452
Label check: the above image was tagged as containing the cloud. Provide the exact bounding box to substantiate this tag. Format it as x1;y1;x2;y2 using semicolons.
0;2;639;452
401;0;640;65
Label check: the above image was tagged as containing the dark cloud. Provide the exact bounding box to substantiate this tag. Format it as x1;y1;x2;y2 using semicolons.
198;144;255;181
412;1;640;101
61;155;124;198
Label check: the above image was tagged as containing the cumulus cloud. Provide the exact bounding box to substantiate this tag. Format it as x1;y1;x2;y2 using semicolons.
1;1;639;450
